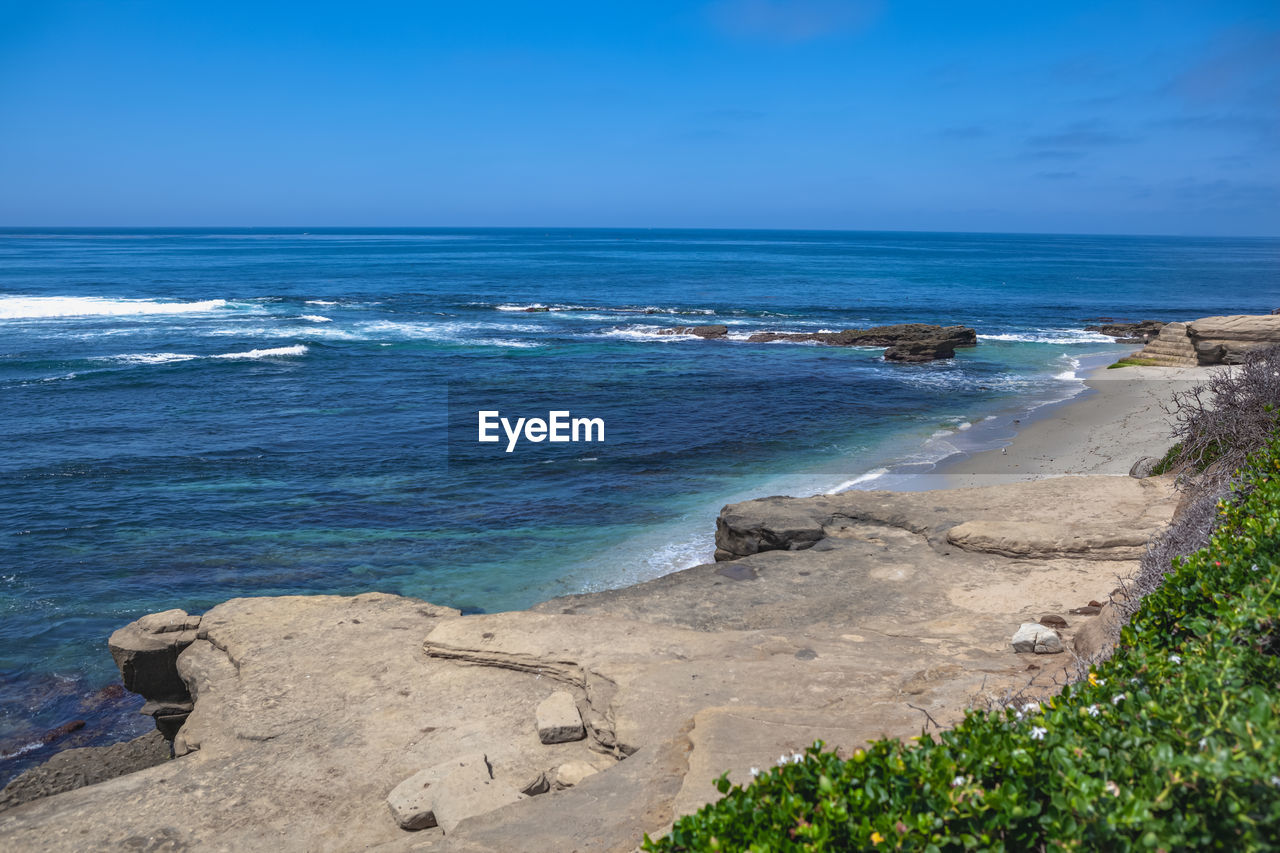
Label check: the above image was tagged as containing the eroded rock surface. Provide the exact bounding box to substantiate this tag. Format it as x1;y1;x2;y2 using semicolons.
1135;314;1280;366
0;476;1176;852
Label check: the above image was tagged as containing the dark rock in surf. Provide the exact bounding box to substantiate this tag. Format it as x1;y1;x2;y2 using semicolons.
658;325;729;339
1084;320;1165;343
746;323;976;362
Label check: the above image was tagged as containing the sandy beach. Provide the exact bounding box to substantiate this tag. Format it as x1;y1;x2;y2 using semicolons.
935;363;1218;488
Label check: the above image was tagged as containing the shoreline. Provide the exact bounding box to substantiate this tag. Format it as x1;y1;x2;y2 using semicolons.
909;361;1217;490
0;359;1217;848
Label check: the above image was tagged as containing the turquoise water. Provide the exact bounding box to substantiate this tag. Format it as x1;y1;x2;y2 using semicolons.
1;228;1277;779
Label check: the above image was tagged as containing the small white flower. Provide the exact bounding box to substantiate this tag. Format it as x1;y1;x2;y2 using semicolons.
1169;654;1182;664
1112;693;1126;705
1270;776;1280;788
777;754;788;766
792;753;804;764
1022;701;1040;714
952;775;966;787
1252;564;1260;572
1199;738;1208;749
750;767;760;777
1029;726;1047;741
1087;704;1101;717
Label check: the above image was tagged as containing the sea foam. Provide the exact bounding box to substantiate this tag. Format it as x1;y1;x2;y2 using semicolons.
0;296;228;319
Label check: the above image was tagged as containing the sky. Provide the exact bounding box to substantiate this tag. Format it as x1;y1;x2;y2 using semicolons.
1;1;1277;235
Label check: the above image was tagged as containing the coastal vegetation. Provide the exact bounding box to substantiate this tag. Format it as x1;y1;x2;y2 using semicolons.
1107;356;1160;369
646;348;1280;852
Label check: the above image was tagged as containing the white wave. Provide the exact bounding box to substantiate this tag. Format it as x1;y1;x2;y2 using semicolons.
305;300;338;306
1054;355;1083;381
203;325;363;340
212;345;308;359
488;302;718;316
487;338;541;348
96;352;200;365
830;467;891;492
299;315;333;323
96;345;309;365
495;303;551;312
0;296;228;319
956;421;972;431
0;740;45;761
592;325;694;342
978;329;1114;344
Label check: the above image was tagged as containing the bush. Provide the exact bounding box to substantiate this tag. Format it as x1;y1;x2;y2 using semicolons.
1162;345;1280;492
644;439;1280;852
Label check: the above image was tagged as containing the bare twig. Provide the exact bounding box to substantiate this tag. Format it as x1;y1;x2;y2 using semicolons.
906;703;942;731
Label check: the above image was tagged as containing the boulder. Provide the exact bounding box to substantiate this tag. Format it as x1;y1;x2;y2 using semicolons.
535;691;585;744
518;771;550;797
1129;456;1160;478
1011;623;1063;654
553;760;600;789
1073;603;1125;660
387;752;503;832
430;757;524;834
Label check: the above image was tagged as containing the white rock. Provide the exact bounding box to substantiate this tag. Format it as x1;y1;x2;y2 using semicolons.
1011;622;1063;654
554;760;599;789
535;690;585;744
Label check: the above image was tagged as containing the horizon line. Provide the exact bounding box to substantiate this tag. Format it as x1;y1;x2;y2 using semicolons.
0;225;1277;240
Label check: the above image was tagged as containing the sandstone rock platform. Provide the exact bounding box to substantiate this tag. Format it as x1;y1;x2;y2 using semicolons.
0;475;1176;852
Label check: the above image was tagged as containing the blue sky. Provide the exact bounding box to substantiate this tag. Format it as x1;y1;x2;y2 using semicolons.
1;1;1277;234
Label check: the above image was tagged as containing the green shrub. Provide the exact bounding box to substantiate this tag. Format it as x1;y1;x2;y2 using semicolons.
645;440;1280;852
1150;442;1182;476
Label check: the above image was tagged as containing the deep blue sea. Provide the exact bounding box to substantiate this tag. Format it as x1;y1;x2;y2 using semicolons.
2;228;1278;781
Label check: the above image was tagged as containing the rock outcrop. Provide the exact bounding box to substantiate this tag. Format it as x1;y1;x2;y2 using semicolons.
107;609;201;739
657;325;728;339
1134;314;1280;367
1185;315;1280;364
0;477;1177;852
1085;320;1165;344
747;324;977;362
0;732;169;813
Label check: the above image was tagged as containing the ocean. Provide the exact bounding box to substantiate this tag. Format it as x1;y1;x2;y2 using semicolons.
1;227;1277;782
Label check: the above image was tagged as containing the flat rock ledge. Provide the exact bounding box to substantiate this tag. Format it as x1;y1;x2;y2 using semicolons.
0;475;1175;852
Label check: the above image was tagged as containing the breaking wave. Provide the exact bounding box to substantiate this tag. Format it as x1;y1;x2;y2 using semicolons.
0;296;229;320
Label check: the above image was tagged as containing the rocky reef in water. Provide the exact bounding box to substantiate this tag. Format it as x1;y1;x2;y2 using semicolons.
658;322;978;362
0;472;1175;852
